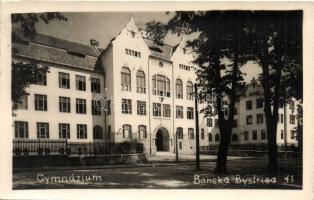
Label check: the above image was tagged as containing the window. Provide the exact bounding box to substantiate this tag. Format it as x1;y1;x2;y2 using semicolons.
280;114;284;123
234;107;238;115
186;81;193;100
176;106;183;118
59;97;70;113
252;130;257;140
289;115;296;125
121;67;131;91
233;119;238;127
136;70;146;93
92;100;102;115
246;100;252;110
201;129;205;140
131;31;135;38
37;122;49;138
207;118;213;127
215;133;220;142
256;113;264;124
125;48;141;58
159;62;163;67
232;134;238;142
93;126;103;139
107;100;111;115
35;71;47;86
59;72;70;89
163;104;171;118
281;130;284;139
138;125;147;139
208;133;212;142
179;64;190;71
76;98;86;114
35;94;47;111
188;128;194;140
177;127;183;139
75;75;86;91
289;101;295;111
215;119;219;127
256;98;263;108
107;125;111;140
153;103;161;117
137;101;146;115
261;130;267;140
175;79;183;99
13;95;28;110
91;78;101;93
122;99;132;114
77;124;87;139
59;123;70;139
123;124;132;139
152;74;170;97
179;142;182;149
187;107;194;119
243;131;249;141
290;130;296;139
14;121;28;138
246;115;253;125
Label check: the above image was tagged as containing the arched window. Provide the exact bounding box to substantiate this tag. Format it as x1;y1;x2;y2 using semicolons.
152;74;170;97
136;70;146;93
215;133;220;142
175;79;183;99
208;133;212;142
138;125;147;139
232;133;238;142
93;126;103;139
121;67;131;91
201;128;205;140
188;128;194;140
186;81;193;100
122;124;132;139
176;127;183;139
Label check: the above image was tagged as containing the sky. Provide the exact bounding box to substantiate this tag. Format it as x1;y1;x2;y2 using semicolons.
31;12;261;82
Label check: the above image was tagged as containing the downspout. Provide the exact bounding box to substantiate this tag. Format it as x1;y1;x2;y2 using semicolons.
172;60;175;154
148;56;152;155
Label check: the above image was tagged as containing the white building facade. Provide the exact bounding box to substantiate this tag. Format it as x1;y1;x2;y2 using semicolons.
12;18;299;156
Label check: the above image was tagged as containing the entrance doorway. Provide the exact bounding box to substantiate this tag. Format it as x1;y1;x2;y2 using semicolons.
155;128;169;152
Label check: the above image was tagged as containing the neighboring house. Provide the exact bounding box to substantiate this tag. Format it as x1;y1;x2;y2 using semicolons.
12;18;298;156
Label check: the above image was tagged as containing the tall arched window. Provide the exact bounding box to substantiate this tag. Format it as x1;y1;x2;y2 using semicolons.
208;133;212;142
175;79;183;99
176;127;183;139
232;133;238;142
138;125;147;139
121;67;131;91
93;126;103;139
215;133;220;142
188;128;194;140
186;81;193;100
201;129;205;140
122;124;132;139
152;74;170;97
136;70;146;93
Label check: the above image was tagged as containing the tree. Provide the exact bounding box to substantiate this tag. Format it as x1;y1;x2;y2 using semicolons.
146;11;249;173
249;11;303;172
12;13;67;104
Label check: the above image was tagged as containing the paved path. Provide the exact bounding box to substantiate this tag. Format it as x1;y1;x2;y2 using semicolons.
13;158;302;189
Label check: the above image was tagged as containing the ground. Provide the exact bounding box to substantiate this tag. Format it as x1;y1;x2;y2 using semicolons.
13;156;302;189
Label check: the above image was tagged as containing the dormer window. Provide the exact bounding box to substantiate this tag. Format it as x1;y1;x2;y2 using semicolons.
182;48;186;54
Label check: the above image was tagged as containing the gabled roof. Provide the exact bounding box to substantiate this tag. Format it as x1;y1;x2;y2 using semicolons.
12;28;103;72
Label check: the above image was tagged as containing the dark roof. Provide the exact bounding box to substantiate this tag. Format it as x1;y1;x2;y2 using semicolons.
143;38;174;61
12;28;103;72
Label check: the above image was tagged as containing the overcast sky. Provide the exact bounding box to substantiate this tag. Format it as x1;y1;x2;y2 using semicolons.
33;12;260;82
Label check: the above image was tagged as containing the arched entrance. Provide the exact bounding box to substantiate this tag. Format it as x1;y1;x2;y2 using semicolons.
155;128;170;152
